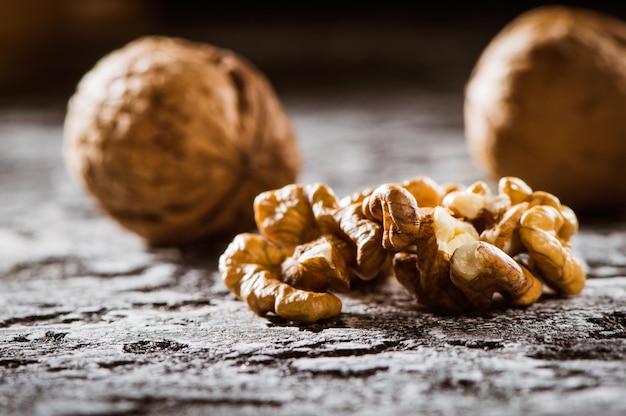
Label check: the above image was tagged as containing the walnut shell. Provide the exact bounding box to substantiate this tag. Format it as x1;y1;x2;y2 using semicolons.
64;36;300;245
464;6;626;211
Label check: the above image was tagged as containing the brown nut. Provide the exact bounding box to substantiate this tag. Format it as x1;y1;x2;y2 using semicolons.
220;175;586;320
64;36;299;245
390;206;480;311
526;191;579;245
450;241;543;310
480;202;529;255
393;251;472;312
399;176;446;207
362;183;481;310
556;205;579;244
519;205;586;295
362;184;424;252
254;183;339;250
464;5;626;210
219;233;342;323
335;189;390;281
281;235;352;292
498;176;533;205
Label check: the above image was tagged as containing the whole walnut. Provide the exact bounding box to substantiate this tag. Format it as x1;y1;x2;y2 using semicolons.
64;36;300;245
464;6;626;212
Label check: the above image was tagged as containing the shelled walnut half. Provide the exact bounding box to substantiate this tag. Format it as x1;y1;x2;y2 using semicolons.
220;183;393;323
219;233;343;323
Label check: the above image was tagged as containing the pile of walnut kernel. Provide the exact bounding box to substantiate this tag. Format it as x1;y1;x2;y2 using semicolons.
218;176;586;323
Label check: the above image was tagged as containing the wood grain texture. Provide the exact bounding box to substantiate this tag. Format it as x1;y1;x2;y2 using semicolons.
1;82;625;416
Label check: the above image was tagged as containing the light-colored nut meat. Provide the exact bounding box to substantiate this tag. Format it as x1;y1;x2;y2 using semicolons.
450;241;543;310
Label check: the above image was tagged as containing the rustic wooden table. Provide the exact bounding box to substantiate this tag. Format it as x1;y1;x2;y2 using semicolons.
1;12;626;416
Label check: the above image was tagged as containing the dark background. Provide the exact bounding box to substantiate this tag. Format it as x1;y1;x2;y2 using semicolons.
3;0;626;106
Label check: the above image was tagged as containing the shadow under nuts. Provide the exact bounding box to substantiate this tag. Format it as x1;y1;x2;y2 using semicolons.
63;36;300;245
464;5;626;211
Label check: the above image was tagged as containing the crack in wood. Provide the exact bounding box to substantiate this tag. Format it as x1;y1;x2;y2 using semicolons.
122;339;189;354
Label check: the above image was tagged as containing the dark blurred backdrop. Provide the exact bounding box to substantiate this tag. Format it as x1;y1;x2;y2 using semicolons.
2;0;626;106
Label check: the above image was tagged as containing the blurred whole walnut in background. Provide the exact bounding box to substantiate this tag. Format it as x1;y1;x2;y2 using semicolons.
464;5;626;212
64;36;300;245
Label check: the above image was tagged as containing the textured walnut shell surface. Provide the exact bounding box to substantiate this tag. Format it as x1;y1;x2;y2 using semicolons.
464;6;626;211
64;36;299;245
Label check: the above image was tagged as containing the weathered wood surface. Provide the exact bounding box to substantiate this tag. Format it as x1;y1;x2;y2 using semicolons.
1;81;625;416
0;85;626;415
